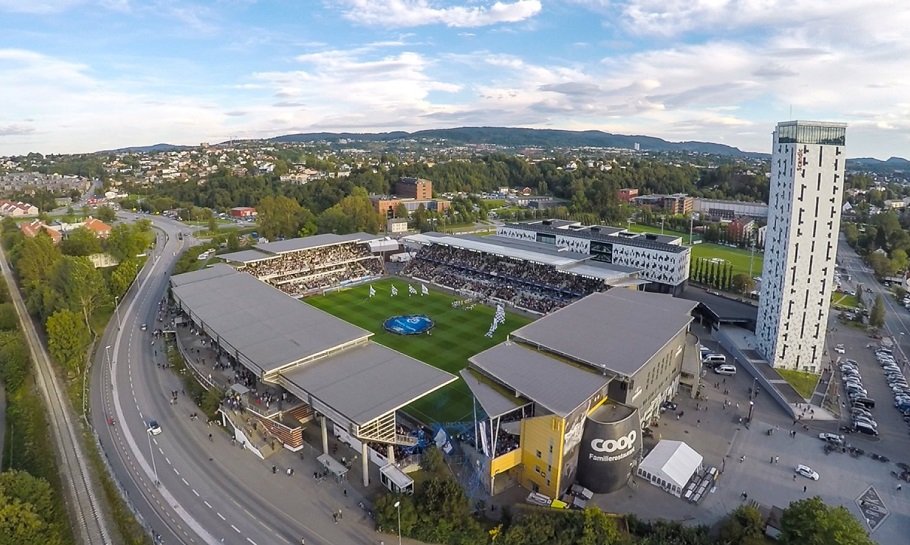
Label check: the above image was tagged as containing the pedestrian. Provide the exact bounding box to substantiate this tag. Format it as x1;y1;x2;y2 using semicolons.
343;488;347;497
775;456;779;464
898;484;903;491
771;456;774;464
793;474;797;481
338;508;343;520
803;485;807;493
332;513;337;524
739;455;745;463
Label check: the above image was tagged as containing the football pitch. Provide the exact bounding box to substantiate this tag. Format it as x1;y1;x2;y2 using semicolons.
305;278;534;425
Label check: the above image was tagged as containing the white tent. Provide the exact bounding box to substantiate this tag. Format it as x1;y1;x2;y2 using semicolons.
637;440;703;497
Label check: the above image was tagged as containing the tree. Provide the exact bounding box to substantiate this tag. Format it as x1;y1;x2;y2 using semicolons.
718;505;765;545
421;446;444;474
227;231;240;252
779;496;874;545
106;222;152;261
16;234;61;292
870;294;885;329
0;331;29;391
890;248;908;274
46;309;91;376
95;205;116;223
53;256;107;329
394;202;409;219
257;195;305;240
110;258;140;298
731;273;755;294
60;227;101;256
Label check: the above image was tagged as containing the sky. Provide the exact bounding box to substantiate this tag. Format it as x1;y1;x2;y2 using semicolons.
1;0;908;158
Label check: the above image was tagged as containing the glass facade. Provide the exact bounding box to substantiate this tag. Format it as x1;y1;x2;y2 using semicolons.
777;123;846;145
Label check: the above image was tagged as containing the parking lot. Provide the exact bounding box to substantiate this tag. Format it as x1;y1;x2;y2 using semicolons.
592;323;910;543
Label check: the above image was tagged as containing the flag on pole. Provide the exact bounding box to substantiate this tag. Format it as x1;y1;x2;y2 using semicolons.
408;285;417;296
421;283;429;296
391;285;398;297
369;285;376;298
494;303;506;325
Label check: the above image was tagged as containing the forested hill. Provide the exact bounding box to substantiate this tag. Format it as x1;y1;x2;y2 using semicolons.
271;127;763;157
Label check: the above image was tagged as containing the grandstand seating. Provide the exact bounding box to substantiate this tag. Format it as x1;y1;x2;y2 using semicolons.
241;242;383;296
403;245;605;313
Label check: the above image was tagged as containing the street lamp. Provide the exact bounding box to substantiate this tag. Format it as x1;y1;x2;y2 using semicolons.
393;500;402;545
747;400;755;423
113;295;122;330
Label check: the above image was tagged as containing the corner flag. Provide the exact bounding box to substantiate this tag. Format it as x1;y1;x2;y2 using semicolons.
408;285;417;296
369;285;376;298
391;285;398;297
421;284;429;296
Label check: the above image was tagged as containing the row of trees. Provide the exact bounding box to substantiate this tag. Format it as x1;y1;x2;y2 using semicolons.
1;218;153;377
374;475;872;545
0;275;69;545
690;258;737;291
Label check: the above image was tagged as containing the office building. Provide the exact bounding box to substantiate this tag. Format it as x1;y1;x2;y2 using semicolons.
396;177;432;200
756;121;847;372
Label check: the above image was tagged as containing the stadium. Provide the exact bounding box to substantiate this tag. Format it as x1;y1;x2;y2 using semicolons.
170;227;702;501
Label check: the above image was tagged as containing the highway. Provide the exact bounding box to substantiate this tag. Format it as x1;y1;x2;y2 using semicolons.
0;240;113;544
90;214;391;545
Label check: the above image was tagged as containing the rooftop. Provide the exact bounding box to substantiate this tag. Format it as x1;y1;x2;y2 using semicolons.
505;221;688;253
280;342;456;425
510;290;697;377
170;265;370;374
219;249;275;264
469;342;610;417
254;233;379;255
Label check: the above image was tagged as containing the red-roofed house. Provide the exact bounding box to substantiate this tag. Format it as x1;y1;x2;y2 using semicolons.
0;200;39;217
19;220;62;244
83;217;112;239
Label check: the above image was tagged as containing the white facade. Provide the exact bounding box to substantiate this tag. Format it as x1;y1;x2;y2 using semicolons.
496;224;690;293
756;121;846;373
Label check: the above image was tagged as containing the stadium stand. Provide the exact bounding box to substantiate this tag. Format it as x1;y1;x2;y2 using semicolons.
403;243;610;314
222;234;385;297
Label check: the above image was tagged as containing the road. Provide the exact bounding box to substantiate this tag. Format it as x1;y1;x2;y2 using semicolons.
836;234;910;365
91;214;397;545
0;241;113;544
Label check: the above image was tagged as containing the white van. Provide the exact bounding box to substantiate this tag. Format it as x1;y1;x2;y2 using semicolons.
703;354;727;365
714;364;737;376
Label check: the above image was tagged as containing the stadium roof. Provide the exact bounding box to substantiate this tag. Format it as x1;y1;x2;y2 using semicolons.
280;343;457;425
469;342;610;417
510;290;697;378
169;264;237;287
170;265;370;375
403;233;639;281
219;248;274;264
459;368;528;419
679;287;758;324
255;233;379;255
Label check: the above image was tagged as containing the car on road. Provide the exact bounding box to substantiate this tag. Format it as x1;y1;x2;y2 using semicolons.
141;323;148;331
834;344;846;354
147;420;162;435
795;464;820;480
818;433;845;445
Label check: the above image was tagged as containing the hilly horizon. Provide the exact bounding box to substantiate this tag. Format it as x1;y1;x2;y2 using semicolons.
100;127;907;167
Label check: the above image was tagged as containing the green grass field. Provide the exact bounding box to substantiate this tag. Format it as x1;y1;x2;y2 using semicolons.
306;278;533;424
776;369;819;399
691;242;763;278
626;223;699;242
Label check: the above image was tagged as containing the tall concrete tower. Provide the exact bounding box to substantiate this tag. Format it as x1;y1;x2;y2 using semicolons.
756;120;847;373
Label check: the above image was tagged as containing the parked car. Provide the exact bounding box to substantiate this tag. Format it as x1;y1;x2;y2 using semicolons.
855;422;879;435
795;464;820;480
834;344;846;354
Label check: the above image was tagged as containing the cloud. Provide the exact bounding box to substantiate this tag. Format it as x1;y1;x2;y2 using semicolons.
334;0;542;28
0;123;35;136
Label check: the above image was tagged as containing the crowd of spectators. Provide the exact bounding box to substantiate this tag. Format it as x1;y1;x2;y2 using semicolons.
403;245;604;314
240;242;383;295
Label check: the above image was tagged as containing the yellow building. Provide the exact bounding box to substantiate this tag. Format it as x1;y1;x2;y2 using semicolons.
461;290;696;500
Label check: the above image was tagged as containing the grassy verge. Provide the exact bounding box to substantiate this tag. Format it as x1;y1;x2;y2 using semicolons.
776;369;819;399
307;279;533;423
831;293;860;309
